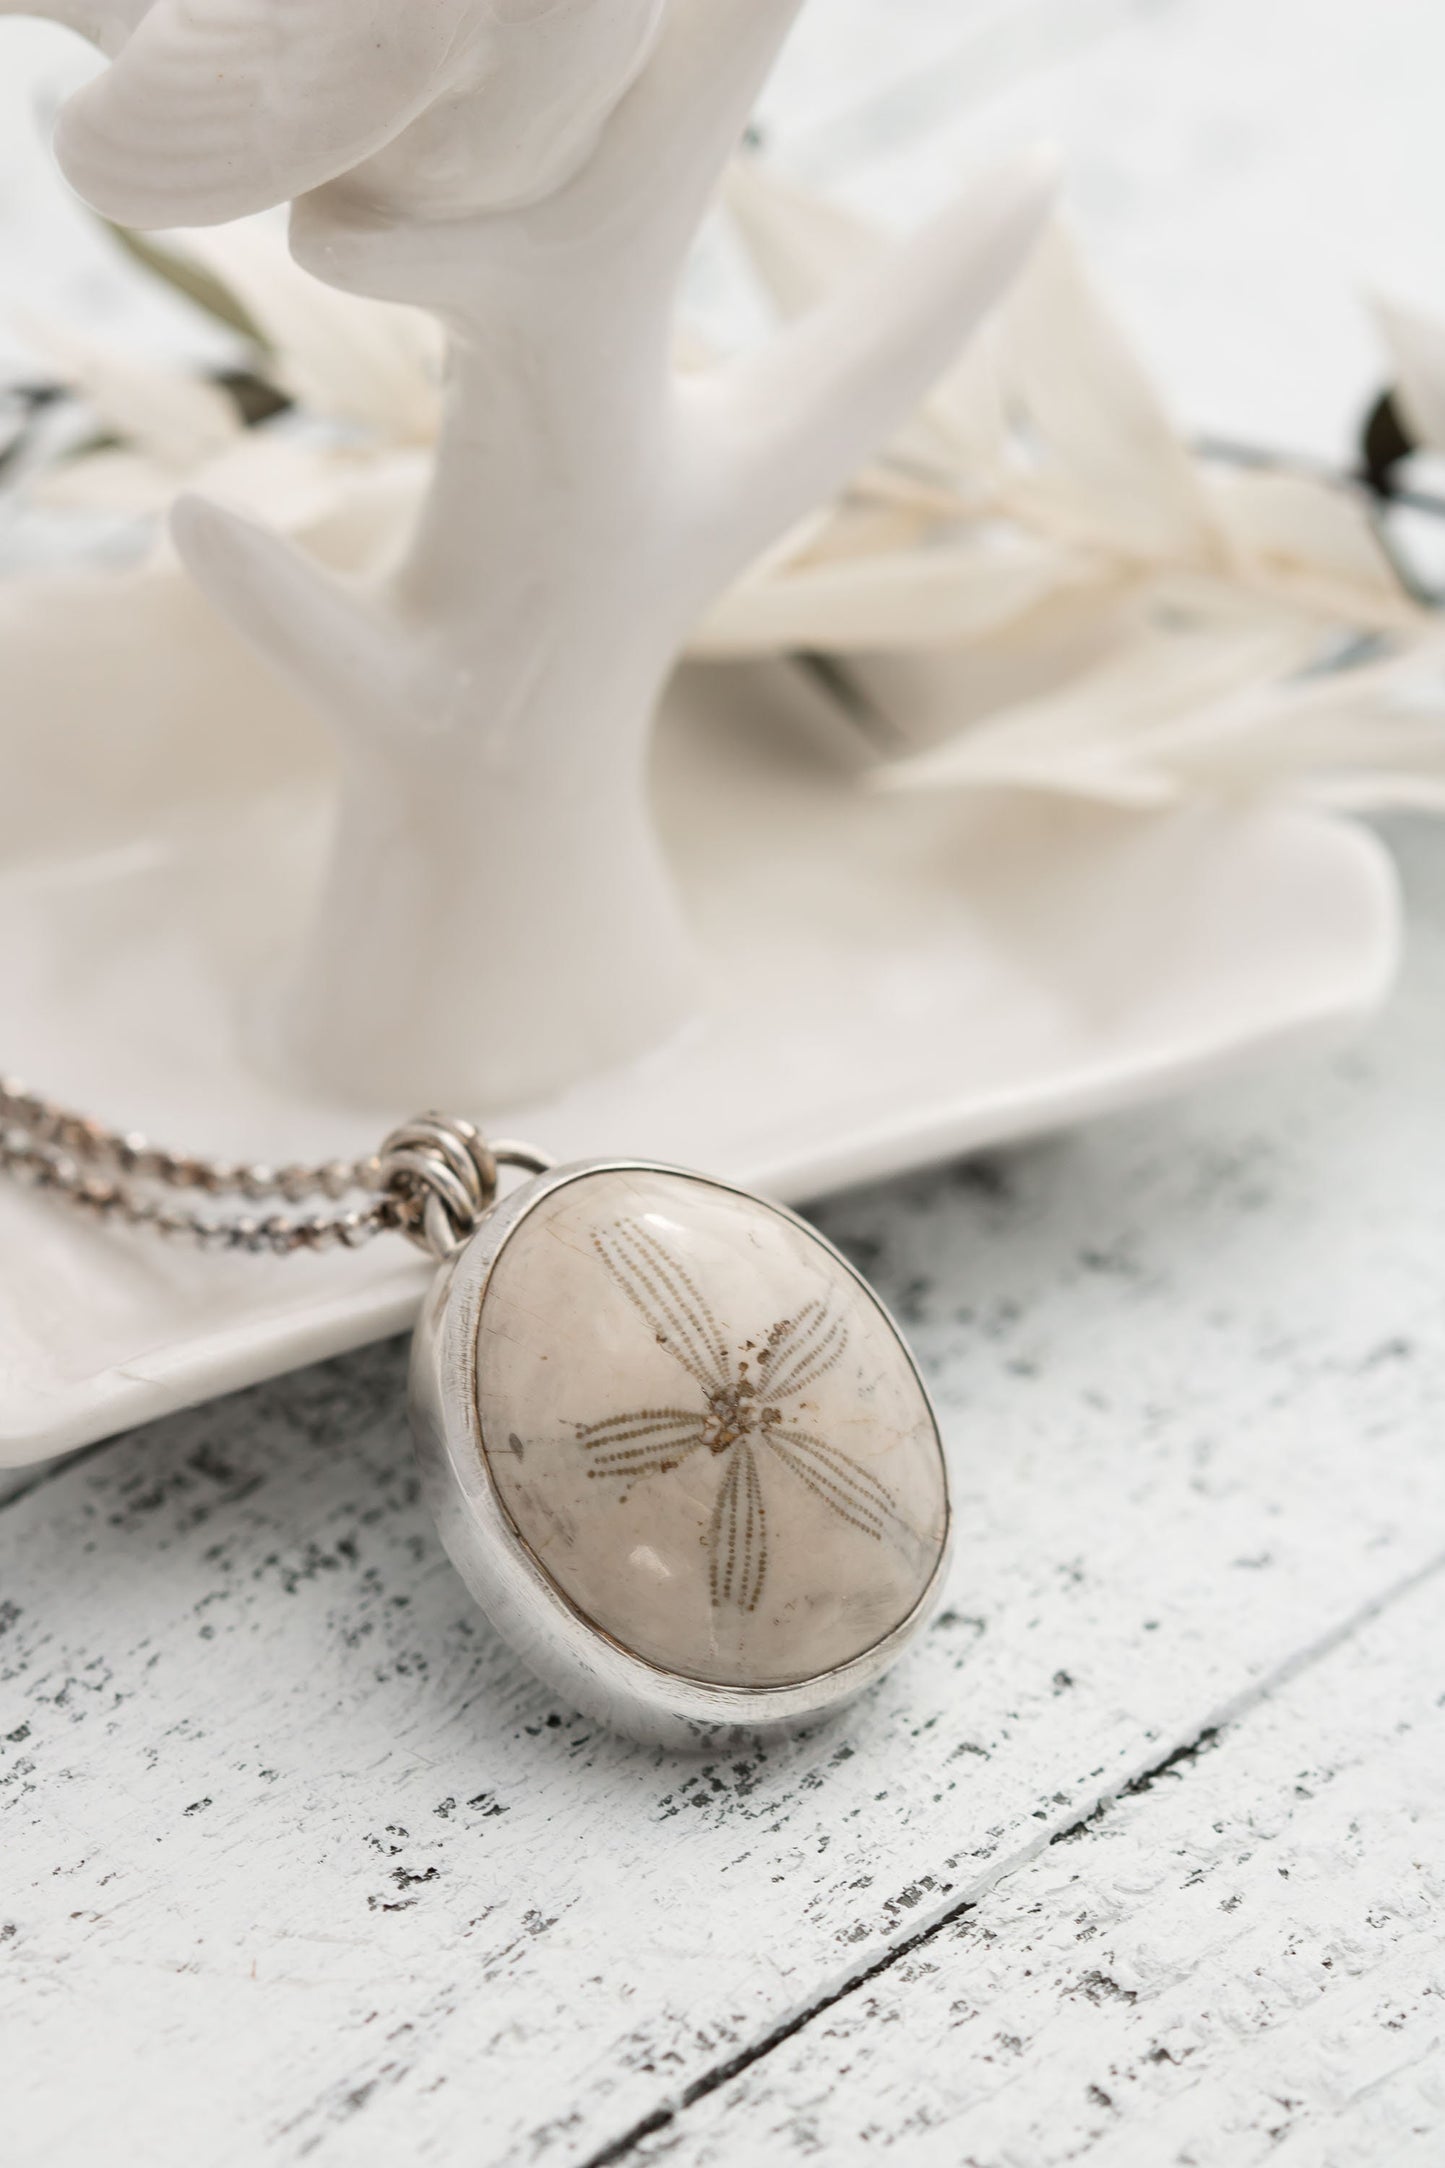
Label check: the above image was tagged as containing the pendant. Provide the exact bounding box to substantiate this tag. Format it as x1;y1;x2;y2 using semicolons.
411;1159;951;1745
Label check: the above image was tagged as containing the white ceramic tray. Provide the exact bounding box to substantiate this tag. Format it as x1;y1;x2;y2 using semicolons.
0;661;1399;1465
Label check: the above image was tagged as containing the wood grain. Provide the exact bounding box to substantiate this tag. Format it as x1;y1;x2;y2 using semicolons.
627;1563;1445;2165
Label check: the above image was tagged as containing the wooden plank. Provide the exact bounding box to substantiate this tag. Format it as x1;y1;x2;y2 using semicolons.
2;828;1444;2166
620;1557;1445;2167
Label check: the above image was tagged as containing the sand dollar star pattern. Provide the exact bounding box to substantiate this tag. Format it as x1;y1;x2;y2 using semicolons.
573;1218;898;1613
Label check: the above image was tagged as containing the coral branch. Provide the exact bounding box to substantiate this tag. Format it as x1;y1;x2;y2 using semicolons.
6;0;1060;1108
577;0;807;268
43;0;668;234
54;1;474;229
690;146;1058;596
170;496;412;745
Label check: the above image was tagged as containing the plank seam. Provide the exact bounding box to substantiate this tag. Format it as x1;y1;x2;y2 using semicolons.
575;1539;1445;2168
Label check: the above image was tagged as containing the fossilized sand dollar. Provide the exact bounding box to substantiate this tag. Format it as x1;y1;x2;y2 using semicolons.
473;1168;949;1690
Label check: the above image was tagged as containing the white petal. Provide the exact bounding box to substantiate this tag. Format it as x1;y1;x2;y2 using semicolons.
723;158;883;322
170;220;442;444
879;581;1445;810
1210;467;1421;631
1372;293;1445;455
878;591;1329;800
916;325;1009;489
1163;650;1445;805
693;533;1098;658
34;448;184;516
15;309;239;469
997;221;1218;562
790;498;937;569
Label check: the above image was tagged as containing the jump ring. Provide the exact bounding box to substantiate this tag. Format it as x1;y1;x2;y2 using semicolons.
377;1120;553;1262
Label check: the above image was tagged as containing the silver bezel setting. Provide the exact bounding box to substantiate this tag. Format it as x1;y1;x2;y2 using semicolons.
409;1159;953;1748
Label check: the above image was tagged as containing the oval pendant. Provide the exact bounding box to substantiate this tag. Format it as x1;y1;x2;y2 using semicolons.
411;1161;951;1745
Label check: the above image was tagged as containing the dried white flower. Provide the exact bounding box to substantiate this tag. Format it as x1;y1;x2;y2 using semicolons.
697;164;1445;810
6;155;1445;819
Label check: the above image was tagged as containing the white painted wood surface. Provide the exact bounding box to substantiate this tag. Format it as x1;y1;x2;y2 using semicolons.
3;4;1445;2163
631;1564;1445;2166
2;817;1443;2168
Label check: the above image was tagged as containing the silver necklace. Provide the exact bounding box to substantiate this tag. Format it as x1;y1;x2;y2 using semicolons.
1;1078;952;1746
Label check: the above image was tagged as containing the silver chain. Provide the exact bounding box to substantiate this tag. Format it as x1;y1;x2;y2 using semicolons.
0;1076;553;1262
